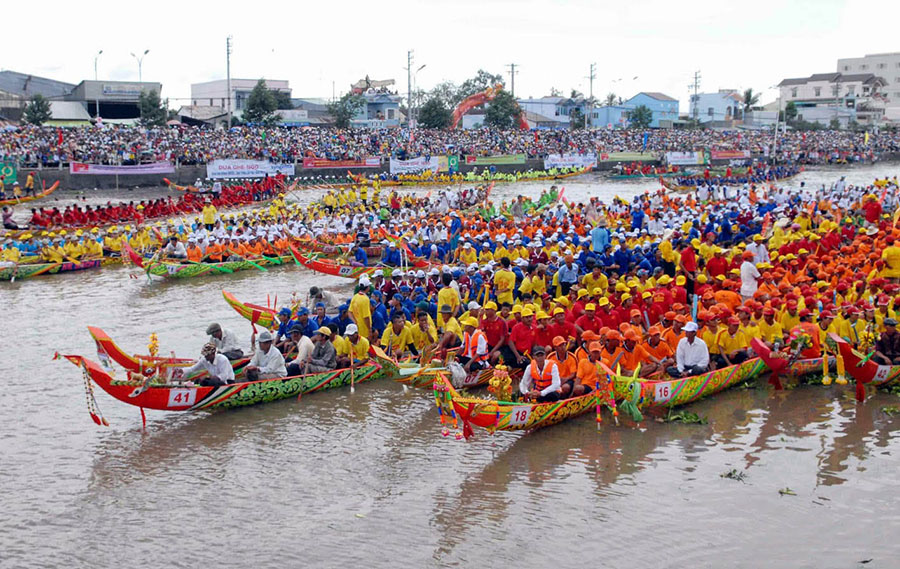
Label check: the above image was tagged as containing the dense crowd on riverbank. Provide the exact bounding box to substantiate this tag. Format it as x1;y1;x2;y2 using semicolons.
1;124;898;167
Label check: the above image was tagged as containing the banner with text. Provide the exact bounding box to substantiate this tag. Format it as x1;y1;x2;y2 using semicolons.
598;152;656;162
709;150;751;160
301;157;381;169
544;153;597;169
70;161;175;175
206;160;295;179
389;156;441;175
664;151;705;166
464;154;527;165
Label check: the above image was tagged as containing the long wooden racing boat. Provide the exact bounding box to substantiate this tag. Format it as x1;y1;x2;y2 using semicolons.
293;239;384;259
830;334;899;401
433;373;599;436
59;352;388;416
222;290;279;330
0;258;101;281
611;357;766;409
370;346;509;389
144;254;293;279
750;337;834;389
349;166;591;188
0;181;60;206
659;170;801;193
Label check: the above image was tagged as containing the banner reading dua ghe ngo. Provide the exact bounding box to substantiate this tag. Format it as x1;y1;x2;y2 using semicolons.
389;156;447;175
206;160;295;179
664;151;707;166
69;162;175;175
543;154;598;169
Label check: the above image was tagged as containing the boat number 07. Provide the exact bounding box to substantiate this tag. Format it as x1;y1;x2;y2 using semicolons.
167;389;197;407
338;266;353;276
508;406;532;427
655;383;671;402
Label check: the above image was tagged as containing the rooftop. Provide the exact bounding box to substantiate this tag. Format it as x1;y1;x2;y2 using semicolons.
636;92;678;102
779;72;886;87
0;70;75;99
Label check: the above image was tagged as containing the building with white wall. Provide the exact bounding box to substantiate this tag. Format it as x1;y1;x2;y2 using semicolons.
777;72;886;125
191;78;291;114
837;52;900;121
690;89;743;124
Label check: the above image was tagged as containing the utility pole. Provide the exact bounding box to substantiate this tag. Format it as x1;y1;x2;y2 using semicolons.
94;49;103;120
507;63;518;97
407;50;414;128
226;36;233;128
587;63;596;99
688;70;701;121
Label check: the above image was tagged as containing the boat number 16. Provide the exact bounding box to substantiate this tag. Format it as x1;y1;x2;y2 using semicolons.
655;383;671;402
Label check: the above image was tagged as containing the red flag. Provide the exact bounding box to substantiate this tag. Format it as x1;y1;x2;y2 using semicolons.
57;128;63;146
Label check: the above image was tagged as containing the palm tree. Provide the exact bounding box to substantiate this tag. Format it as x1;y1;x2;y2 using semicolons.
742;88;760;113
605;93;617;106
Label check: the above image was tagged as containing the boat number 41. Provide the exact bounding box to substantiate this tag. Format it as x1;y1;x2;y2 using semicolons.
167;389;197;407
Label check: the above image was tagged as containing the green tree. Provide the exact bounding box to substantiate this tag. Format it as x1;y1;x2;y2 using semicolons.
272;90;294;110
604;93;617;106
458;70;505;101
418;97;452;129
829;117;841;130
742;88;760;113
569;107;586;129
626;104;653;129
23;94;52;125
784;101;798;122
138;90;167;127
483;89;521;129
328;93;365;128
429;81;461;108
243;79;278;126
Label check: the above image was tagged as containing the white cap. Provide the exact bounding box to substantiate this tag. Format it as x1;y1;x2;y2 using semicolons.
468;301;481;310
684;322;699;332
345;324;359;335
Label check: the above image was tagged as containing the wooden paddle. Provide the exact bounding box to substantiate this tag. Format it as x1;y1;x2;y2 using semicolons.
186;259;233;274
227;249;268;272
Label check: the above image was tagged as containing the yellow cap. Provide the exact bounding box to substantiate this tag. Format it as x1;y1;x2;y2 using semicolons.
484;301;498;310
597;297;610;307
536;311;550;320
553;307;565;315
521;308;535;317
585;303;596;311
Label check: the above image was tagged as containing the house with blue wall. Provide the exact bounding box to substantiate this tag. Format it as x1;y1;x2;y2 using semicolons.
352;91;402;128
624;92;679;128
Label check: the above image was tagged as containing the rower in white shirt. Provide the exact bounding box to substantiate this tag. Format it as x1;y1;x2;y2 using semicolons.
206;322;244;360
518;344;562;403
246;330;287;381
176;343;235;386
668;322;709;378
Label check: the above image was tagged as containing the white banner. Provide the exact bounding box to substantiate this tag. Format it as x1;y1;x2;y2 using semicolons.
665;151;702;165
543;154;597;169
389;156;440;175
206;160;295;179
70;161;175;175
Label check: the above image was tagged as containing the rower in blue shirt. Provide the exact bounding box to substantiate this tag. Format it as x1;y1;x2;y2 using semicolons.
352;244;368;266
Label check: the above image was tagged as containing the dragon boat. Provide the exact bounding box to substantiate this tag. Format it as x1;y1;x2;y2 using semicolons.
0;181;60;207
829;334;900;401
144;254;293;279
0;258;101;281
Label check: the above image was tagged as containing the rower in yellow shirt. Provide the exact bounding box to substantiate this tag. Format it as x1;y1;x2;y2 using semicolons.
758;307;784;346
780;301;801;332
492;258;517;305
457;242;477;265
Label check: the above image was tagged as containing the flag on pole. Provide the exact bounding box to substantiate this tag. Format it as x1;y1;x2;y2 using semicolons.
865;131;870;146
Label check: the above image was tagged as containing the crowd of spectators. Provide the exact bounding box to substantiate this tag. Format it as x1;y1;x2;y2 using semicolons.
1;124;899;167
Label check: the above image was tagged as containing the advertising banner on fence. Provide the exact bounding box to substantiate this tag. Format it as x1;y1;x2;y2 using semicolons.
0;161;17;184
70;162;175;175
301;157;381;169
544;154;597;169
709;150;751;160
389;156;441;174
598;152;656;162
464;154;527;165
206;160;295;179
664;151;705;166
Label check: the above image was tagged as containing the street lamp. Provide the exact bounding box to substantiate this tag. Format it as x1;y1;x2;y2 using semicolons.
130;49;150;84
94;49;103;119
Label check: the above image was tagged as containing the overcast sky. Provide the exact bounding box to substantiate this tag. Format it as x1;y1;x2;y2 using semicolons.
4;0;899;112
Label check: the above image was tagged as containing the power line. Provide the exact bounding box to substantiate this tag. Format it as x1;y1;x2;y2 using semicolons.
587;63;596;100
688;70;701;120
507;63;518;97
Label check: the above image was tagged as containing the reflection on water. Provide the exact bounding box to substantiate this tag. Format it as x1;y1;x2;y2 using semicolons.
4;164;900;567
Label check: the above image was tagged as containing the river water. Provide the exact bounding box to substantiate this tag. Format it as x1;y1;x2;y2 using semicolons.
2;165;900;568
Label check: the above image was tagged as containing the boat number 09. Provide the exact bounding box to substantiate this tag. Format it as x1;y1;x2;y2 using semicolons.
167;389;197;407
655;383;671;401
508;406;532;426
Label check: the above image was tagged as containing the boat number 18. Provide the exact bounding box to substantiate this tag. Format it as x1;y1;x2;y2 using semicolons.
167;389;197;407
508;406;532;426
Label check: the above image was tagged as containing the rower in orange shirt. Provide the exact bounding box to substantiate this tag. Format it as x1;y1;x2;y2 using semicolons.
549;336;578;398
186;239;203;263
644;325;675;372
620;328;654;377
573;341;604;397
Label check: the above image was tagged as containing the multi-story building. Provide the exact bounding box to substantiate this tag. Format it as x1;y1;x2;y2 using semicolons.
689;89;743;124
191;78;291;114
837;52;900;120
624;92;679;128
777;72;886;126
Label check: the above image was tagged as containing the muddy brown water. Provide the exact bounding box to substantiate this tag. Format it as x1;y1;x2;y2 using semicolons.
2;165;900;568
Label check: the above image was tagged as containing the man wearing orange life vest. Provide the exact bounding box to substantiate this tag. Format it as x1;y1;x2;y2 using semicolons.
459;317;490;373
519;344;561;403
